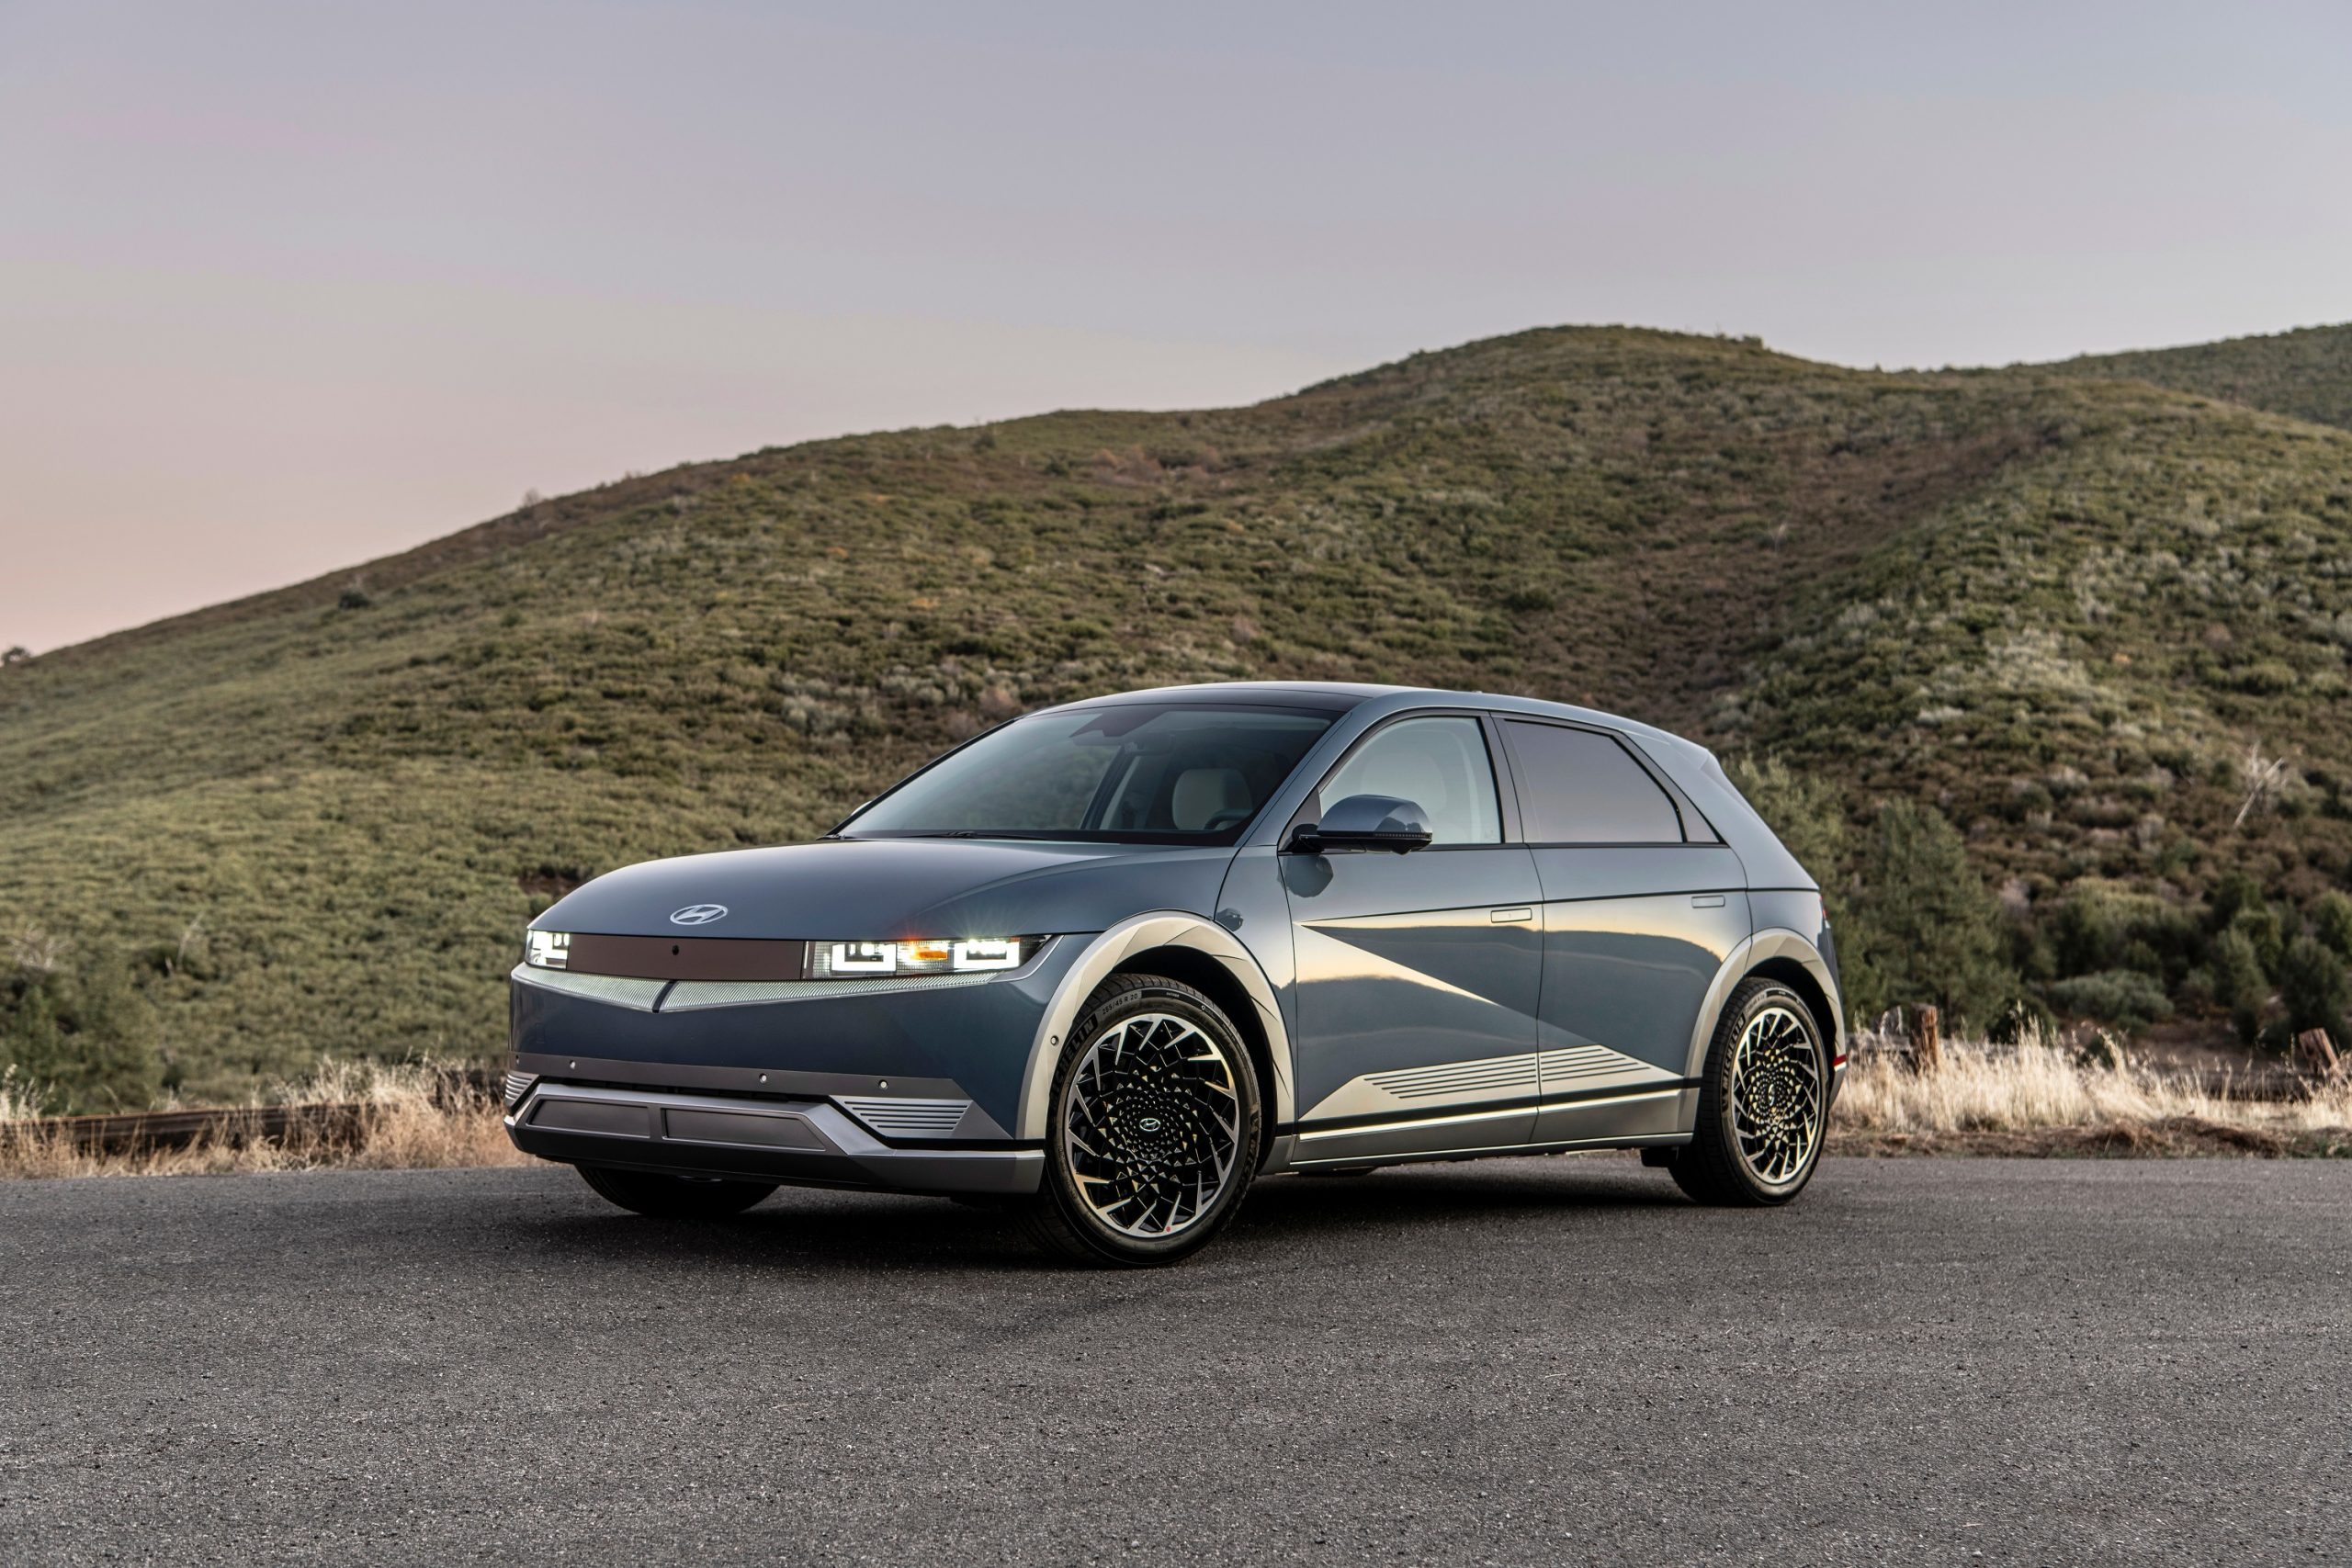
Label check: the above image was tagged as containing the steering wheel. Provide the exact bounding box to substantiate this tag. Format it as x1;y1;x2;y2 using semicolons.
1201;807;1256;831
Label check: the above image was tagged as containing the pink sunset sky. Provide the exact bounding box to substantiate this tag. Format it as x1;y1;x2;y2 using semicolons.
5;0;2348;652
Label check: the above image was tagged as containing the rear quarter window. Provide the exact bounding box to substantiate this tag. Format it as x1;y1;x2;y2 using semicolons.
1501;720;1685;844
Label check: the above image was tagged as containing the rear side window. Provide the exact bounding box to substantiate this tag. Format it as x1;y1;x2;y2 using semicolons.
1502;721;1684;844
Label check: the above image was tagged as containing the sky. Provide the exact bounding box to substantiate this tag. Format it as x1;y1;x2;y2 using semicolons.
4;1;2349;653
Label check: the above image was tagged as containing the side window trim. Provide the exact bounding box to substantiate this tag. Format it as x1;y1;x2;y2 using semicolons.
1284;707;1508;850
1497;716;1693;848
1477;712;1527;844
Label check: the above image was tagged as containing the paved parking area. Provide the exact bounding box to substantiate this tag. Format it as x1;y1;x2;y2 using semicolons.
3;1156;2347;1564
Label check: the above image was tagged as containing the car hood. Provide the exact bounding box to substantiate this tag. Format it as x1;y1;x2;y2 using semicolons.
534;837;1237;941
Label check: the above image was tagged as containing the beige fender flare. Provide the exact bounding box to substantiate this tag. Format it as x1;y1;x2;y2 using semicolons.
1015;913;1295;1143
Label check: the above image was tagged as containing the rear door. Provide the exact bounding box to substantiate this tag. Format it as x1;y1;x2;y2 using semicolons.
1281;712;1544;1162
1494;718;1750;1145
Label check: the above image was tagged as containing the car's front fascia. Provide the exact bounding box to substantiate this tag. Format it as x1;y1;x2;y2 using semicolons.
503;684;1377;1195
505;839;1246;1195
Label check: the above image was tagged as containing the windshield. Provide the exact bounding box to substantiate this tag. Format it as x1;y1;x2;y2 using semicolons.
841;703;1340;845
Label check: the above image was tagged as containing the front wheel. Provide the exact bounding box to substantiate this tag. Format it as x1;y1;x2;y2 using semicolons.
1021;974;1262;1267
577;1164;777;1219
1672;978;1830;1206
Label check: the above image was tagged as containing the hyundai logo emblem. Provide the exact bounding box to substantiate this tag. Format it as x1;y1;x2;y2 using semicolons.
1136;1116;1164;1134
668;904;729;927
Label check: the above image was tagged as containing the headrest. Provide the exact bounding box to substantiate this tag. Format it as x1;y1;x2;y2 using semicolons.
1171;768;1250;829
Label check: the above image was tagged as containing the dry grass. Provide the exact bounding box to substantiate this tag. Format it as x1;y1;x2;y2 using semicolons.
1831;1030;2352;1156
0;1060;530;1179
9;1033;2351;1179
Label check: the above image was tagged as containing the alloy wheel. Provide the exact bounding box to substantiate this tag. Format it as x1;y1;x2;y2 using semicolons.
1059;1011;1244;1239
1726;1004;1825;1187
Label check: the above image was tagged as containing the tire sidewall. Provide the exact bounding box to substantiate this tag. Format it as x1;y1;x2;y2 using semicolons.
1040;977;1262;1265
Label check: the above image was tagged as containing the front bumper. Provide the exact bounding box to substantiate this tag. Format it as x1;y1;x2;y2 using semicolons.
503;940;1087;1194
505;1077;1044;1195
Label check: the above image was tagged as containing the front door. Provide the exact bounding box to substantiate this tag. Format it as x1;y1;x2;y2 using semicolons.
1281;714;1544;1163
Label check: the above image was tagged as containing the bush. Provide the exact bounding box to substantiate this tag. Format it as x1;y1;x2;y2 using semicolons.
2208;928;2270;1044
2312;890;2352;964
2050;886;2121;975
2045;969;2174;1031
1847;800;2018;1032
2209;871;2267;931
2050;882;2199;983
2278;936;2348;1049
0;953;164;1116
2225;904;2285;976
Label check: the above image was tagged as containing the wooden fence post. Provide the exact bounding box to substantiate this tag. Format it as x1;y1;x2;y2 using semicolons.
2292;1028;2342;1084
1909;1004;1942;1075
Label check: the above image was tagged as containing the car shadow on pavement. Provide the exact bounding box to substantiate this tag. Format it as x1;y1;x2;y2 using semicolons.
504;1155;1695;1274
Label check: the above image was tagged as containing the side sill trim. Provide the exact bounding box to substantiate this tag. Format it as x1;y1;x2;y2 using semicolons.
1293;1077;1702;1137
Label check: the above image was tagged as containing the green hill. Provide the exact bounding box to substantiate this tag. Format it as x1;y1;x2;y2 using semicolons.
6;325;2352;1108
2044;322;2352;433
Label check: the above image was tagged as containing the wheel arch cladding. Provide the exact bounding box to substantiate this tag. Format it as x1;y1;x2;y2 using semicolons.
1018;913;1295;1144
1742;956;1840;1060
1681;930;1846;1081
1109;944;1281;1168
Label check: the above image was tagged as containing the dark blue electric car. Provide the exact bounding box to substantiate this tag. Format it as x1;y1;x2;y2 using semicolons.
507;682;1845;1265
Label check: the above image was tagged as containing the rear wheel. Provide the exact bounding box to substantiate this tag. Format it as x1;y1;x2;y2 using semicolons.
1021;974;1261;1267
1672;978;1829;1206
577;1164;777;1219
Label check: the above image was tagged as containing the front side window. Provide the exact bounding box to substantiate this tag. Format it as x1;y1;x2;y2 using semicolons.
842;704;1339;845
1314;716;1501;846
1502;720;1683;844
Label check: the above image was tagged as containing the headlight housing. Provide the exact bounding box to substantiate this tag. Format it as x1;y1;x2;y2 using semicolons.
518;930;1044;978
810;937;1035;978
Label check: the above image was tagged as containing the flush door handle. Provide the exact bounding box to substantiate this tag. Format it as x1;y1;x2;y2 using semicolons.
1491;907;1534;923
1691;895;1726;908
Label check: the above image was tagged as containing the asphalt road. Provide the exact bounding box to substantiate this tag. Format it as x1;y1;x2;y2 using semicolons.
3;1157;2347;1567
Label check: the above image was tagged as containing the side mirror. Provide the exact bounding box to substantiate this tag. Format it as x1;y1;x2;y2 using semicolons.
1286;794;1434;854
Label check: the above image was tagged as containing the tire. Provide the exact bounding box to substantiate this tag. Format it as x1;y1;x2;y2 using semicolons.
577;1163;778;1219
1020;974;1262;1267
1672;978;1830;1207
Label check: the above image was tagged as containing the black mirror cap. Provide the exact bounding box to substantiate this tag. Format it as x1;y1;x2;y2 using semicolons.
1288;794;1435;854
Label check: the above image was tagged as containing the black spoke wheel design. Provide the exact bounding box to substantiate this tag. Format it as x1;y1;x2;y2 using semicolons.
1671;977;1831;1207
1023;974;1261;1266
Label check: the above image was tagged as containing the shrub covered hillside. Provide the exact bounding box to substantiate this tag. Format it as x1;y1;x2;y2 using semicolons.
4;324;2351;1109
2045;322;2352;436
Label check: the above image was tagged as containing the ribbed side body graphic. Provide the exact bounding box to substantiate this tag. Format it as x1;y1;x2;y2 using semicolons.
835;1096;972;1139
1365;1055;1540;1101
1302;1042;1677;1123
1538;1043;1639;1086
